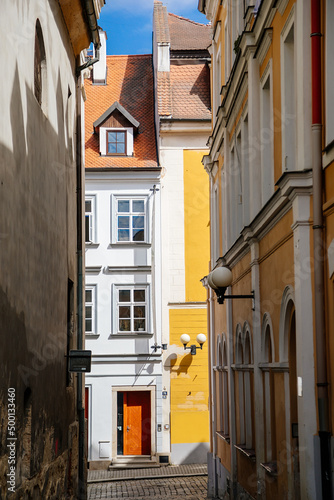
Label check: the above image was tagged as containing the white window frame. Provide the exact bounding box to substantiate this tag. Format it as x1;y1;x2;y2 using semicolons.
212;23;221;121
85;195;96;244
112;284;150;335
99;126;134;156
281;9;296;172
85;285;97;335
260;61;274;205
212;182;219;264
241;109;250;227
111;195;149;244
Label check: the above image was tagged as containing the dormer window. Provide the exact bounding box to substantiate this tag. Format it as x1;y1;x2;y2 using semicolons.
93;101;140;158
107;130;126;155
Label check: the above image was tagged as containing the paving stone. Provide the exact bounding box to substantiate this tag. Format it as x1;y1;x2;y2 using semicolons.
88;464;208;500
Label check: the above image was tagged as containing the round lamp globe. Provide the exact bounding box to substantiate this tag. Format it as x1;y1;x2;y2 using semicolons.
180;334;191;345
211;267;233;288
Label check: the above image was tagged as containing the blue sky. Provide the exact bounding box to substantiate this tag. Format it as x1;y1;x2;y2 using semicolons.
98;0;209;55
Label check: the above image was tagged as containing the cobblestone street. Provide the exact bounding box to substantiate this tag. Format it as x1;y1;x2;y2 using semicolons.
88;464;208;500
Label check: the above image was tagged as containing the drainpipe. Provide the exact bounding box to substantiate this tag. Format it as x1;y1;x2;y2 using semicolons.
75;3;101;497
76;76;85;499
311;1;332;497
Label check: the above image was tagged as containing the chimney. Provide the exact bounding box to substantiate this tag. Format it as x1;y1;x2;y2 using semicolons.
153;2;170;73
93;28;107;84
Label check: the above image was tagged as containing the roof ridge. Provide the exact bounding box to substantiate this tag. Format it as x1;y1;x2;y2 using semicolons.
168;12;210;28
106;54;152;58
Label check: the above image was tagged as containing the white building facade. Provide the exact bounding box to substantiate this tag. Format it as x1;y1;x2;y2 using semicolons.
84;37;166;467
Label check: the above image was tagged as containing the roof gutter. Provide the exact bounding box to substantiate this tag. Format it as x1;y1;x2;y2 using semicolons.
83;0;100;48
76;0;101;75
198;0;205;14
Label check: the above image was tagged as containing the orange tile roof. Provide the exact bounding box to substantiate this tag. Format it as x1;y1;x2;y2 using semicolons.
157;72;172;117
169;63;211;120
84;55;158;169
168;13;211;52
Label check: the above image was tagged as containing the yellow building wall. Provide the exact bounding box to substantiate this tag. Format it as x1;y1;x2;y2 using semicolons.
169;308;210;446
183;149;210;302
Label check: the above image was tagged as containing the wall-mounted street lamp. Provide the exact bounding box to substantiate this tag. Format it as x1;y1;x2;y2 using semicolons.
151;343;168;353
207;266;255;310
180;333;207;355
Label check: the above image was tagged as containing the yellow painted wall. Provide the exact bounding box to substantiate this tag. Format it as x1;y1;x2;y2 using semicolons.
183;149;210;302
169;308;210;445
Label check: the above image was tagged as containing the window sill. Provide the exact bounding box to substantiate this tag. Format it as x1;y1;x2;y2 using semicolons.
235;445;256;461
85;333;100;339
260;461;277;477
101;154;134;158
108;332;154;339
109;242;151;247
85;242;100;248
216;432;230;444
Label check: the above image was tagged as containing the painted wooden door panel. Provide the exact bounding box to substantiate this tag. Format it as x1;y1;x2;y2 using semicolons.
123;391;151;455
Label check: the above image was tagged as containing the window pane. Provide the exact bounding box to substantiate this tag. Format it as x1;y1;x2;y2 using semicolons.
108;143;117;154
85;290;92;302
118;229;129;241
134;305;145;318
85;200;92;212
85;216;90;243
133;216;144;229
118;216;129;228
118;200;129;212
108;132;116;142
119;290;130;302
133;229;144;241
116;132;125;143
134;290;145;302
134;319;146;331
85;304;92;319
133;200;144;212
119;319;130;331
119;306;130;318
117;142;125;154
85;319;92;332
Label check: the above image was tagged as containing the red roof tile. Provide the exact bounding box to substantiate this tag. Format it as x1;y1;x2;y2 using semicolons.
157;72;172;117
168;13;211;52
170;63;211;120
84;55;158;169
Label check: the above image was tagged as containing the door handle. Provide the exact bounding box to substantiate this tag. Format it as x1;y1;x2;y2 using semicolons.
127;426;130;432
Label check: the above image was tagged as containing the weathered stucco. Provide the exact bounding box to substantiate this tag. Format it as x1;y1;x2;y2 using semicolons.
0;0;95;497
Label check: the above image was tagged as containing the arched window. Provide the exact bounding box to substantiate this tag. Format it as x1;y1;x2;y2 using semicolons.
222;335;229;436
216;333;229;439
34;20;46;106
243;326;253;450
235;323;254;454
261;313;276;465
235;326;245;445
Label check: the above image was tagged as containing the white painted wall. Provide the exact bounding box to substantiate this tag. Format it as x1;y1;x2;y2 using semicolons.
85;170;165;462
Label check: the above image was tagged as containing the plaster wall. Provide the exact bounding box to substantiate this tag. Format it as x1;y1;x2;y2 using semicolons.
85;171;165;462
0;0;87;497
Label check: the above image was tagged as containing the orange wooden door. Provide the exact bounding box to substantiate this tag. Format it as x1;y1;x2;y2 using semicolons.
123;391;151;455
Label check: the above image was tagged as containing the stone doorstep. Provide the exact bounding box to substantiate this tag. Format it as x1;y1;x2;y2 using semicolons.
109;455;160;470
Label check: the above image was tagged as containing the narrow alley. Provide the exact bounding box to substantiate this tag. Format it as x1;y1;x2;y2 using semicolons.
87;464;208;500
